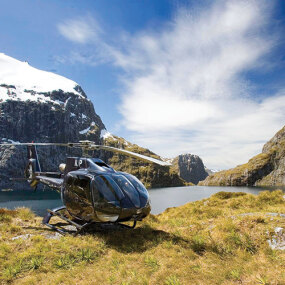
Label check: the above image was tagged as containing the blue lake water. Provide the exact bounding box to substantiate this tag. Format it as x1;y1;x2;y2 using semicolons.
0;186;284;216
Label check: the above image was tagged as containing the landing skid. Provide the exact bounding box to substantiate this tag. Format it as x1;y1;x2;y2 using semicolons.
42;206;137;235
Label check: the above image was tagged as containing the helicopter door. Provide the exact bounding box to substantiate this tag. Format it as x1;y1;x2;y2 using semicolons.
64;173;94;221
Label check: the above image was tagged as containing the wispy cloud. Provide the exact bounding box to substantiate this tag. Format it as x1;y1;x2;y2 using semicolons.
57;0;285;169
57;16;101;44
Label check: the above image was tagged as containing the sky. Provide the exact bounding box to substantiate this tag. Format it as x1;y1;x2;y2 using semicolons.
1;0;285;169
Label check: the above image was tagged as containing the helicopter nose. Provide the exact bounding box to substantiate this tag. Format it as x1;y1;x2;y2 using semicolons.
119;203;151;221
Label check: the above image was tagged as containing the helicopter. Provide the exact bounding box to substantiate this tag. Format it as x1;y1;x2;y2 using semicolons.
1;140;170;234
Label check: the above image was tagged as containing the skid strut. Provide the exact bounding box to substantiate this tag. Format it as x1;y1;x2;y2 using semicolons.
43;206;137;234
42;206;90;235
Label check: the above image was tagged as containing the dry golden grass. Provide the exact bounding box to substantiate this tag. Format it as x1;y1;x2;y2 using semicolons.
0;190;284;284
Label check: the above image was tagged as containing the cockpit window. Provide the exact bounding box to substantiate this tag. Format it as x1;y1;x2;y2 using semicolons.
124;174;148;197
112;175;140;208
93;176;124;207
124;174;148;207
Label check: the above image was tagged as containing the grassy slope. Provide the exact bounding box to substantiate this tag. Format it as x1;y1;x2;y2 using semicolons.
199;126;285;187
0;190;285;284
199;153;272;186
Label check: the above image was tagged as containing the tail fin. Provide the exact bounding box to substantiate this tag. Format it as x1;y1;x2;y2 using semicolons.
25;145;41;188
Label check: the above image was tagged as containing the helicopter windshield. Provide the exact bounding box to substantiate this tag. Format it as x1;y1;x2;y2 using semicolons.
112;174;140;208
123;174;148;206
93;175;124;207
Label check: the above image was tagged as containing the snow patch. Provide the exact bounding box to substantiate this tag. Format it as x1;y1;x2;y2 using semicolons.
79;122;96;134
79;126;91;135
1;138;20;144
0;85;70;106
100;129;115;140
0;53;83;96
64;97;71;109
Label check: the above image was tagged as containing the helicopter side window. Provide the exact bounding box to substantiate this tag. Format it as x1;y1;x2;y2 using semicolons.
93;176;122;207
66;174;75;186
73;175;88;198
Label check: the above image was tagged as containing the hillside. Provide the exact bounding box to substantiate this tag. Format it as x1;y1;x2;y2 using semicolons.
199;125;285;186
0;190;284;284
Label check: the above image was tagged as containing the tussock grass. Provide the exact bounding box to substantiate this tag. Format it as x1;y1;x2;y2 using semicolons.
0;190;284;284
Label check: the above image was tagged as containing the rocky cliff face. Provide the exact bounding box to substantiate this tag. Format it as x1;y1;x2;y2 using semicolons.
0;54;105;189
199;126;285;186
171;154;208;184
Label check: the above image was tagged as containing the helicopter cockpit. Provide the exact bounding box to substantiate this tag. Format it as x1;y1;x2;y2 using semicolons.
63;159;151;223
91;173;150;222
92;173;149;210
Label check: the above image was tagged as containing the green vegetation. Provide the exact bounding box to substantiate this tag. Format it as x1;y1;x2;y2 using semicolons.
0;190;284;284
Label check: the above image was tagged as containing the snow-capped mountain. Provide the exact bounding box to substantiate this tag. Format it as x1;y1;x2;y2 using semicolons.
0;53;105;189
0;53;105;143
0;53;84;100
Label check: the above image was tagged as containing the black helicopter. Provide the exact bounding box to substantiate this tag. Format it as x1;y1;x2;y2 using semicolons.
2;141;170;234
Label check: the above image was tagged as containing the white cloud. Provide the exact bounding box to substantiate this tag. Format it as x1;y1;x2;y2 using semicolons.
57;16;101;44
57;0;285;169
114;0;285;169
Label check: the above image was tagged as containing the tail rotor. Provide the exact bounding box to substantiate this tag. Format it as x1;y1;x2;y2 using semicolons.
25;144;41;188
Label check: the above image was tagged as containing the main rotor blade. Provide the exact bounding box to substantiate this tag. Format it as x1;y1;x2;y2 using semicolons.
94;145;171;166
0;143;79;147
0;141;171;166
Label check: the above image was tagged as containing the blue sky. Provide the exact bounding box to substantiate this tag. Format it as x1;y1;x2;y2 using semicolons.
1;0;285;169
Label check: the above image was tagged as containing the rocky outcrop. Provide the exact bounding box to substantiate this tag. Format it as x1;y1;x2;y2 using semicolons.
199;126;285;186
0;88;104;143
0;90;105;190
171;154;208;184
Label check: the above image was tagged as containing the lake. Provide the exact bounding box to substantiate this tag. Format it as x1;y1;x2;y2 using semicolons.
0;186;284;216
